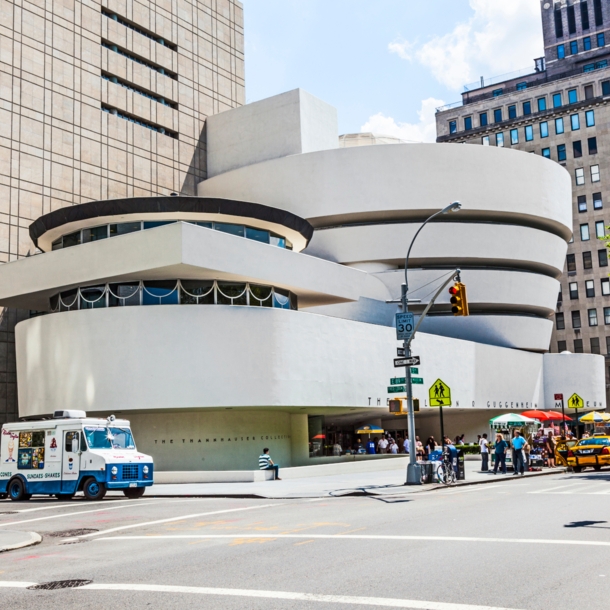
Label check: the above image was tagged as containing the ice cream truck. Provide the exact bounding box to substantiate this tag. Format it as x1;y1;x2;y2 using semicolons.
0;410;153;501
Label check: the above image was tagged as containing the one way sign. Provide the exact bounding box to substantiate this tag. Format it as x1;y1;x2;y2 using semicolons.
394;356;421;368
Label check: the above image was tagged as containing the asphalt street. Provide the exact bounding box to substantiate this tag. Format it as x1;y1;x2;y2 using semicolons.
1;471;610;610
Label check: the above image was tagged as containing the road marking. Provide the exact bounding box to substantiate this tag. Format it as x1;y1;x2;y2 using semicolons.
92;533;610;547
0;581;525;609
3;498;140;514
71;503;284;539
437;484;507;495
529;483;584;494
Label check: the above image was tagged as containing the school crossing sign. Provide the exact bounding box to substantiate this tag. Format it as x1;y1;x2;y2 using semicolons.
568;393;584;409
429;379;452;407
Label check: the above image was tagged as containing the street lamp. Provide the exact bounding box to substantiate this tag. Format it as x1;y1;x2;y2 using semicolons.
403;201;461;485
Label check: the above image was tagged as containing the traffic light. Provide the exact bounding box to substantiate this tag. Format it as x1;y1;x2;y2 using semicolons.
389;398;420;414
449;282;469;316
389;399;403;414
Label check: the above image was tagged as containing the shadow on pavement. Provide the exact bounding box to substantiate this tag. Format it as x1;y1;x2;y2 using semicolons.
564;520;609;529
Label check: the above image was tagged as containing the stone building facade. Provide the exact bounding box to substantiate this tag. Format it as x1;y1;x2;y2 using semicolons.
0;0;244;424
436;0;610;398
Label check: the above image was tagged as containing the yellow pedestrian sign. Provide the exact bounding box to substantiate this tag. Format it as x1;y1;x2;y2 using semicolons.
568;393;584;409
429;379;452;407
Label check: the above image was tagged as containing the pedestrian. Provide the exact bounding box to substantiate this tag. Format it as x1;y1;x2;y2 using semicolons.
377;436;389;454
511;431;527;476
258;447;281;480
426;436;436;456
416;436;425;459
545;431;556;468
492;433;508;474
479;433;489;471
389;439;398;454
333;441;342;456
403;436;410;454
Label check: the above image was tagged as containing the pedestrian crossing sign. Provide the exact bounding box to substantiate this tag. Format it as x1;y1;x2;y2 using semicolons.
429;379;452;407
568;393;584;409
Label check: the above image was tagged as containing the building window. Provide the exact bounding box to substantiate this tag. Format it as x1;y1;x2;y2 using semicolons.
588;137;598;154
583;251;593;268
553;93;563;108
542;147;551;158
508;105;517;119
571;114;580;130
517;82;528;91
598;32;606;47
568;89;578;104
479;112;488;127
582;1;591;29
540;121;549;138
591;337;601;353
572;311;580;328
603;81;610;96
570;281;579;299
449;120;457;134
494;108;502;123
558;287;563;303
492;88;503;97
576;168;585;185
555;117;564;134
537;97;547;112
591;164;601;182
523;101;532;115
570;39;579;55
557;144;567;161
594;192;603;209
607;336;610;353
558;340;567;352
464;116;473;131
496;132;504;147
589;308;599;326
510;129;519;145
556;312;565;330
584;36;592;50
574;338;584;353
572;310;582;328
586;109;595;126
567;253;577;271
605;307;610;324
525;125;534;141
568;4;577;33
573;140;583;158
596;220;606;238
599;248;609;267
555;6;564;37
602;278;610;295
578;195;588;212
594;0;603;26
586;279;596;297
558;44;566;59
481;136;490;146
581;223;591;240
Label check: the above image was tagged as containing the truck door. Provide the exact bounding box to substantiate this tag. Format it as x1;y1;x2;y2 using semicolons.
61;430;81;493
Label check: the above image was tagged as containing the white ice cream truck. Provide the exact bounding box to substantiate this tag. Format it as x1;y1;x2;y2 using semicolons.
0;410;153;501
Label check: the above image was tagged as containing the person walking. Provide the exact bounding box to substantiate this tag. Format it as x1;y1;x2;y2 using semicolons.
511;431;527;476
545;431;556;468
493;433;508;474
377;436;389;454
479;433;489;472
389;438;398;454
426;436;436;457
258;447;281;480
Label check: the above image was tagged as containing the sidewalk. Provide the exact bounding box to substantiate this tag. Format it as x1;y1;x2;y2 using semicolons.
141;460;565;499
0;531;41;553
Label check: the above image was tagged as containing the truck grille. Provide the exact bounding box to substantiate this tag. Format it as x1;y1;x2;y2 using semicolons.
122;464;139;480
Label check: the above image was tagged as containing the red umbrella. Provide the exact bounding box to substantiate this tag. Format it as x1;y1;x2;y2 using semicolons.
521;410;572;421
546;411;572;421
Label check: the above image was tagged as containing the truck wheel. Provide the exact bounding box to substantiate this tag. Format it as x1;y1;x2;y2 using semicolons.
574;466;583;473
123;487;145;499
8;478;31;502
83;478;106;501
594;465;602;471
55;494;74;501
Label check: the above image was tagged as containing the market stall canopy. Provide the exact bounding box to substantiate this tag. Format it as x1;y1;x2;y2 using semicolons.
521;410;572;421
489;413;539;426
356;425;384;434
578;411;610;423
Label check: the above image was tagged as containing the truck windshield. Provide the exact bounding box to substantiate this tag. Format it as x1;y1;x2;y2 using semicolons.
84;427;136;450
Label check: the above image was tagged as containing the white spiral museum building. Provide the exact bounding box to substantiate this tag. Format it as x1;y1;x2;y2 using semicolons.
0;89;604;471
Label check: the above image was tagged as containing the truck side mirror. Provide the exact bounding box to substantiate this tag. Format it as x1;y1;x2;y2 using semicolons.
71;437;79;453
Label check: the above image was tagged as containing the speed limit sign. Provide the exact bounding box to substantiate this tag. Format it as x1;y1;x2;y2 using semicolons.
395;312;414;340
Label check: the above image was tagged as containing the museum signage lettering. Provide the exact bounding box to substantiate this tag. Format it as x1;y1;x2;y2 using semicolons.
154;435;291;445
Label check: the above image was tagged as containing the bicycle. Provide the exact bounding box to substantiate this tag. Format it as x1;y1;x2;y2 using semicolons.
436;458;457;485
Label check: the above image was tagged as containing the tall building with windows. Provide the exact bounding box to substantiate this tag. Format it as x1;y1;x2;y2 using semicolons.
0;0;245;425
436;0;610;398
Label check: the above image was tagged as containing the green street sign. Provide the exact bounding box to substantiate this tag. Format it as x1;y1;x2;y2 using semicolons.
411;378;424;385
388;385;406;393
390;377;406;385
411;368;419;374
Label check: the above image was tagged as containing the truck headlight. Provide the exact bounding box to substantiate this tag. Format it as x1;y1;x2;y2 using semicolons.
111;466;118;475
143;466;149;474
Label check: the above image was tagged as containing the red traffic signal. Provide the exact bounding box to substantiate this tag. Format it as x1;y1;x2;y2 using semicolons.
449;282;469;316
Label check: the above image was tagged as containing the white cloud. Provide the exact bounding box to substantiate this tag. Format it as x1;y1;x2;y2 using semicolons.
361;97;445;143
394;0;543;91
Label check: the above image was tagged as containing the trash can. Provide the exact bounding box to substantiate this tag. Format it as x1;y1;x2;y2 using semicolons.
444;445;460;479
456;449;465;480
420;461;436;484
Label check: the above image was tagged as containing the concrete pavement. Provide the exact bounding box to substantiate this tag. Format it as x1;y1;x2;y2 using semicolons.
0;530;41;553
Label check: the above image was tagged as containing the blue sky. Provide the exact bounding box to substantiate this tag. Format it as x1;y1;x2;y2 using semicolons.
241;0;544;141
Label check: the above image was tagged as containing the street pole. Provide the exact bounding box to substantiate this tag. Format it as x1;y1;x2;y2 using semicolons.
560;397;566;437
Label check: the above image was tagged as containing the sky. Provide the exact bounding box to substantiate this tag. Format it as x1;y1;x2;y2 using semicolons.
241;0;545;142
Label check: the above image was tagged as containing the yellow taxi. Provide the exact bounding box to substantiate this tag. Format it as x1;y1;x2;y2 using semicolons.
567;435;610;472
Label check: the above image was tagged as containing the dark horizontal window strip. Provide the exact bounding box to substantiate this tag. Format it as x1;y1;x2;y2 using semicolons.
102;40;177;80
102;8;177;50
102;72;177;108
101;104;178;138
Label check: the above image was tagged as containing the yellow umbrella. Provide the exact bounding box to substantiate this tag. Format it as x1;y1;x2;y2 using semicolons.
579;411;610;423
355;425;384;434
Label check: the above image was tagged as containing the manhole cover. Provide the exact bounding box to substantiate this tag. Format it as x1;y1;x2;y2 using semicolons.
0;511;17;515
60;539;91;545
47;529;98;538
28;580;92;590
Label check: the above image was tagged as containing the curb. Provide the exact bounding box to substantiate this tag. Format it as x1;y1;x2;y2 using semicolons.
427;467;567;491
0;531;42;553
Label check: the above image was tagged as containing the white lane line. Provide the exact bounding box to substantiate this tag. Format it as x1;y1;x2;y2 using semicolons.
0;582;37;588
3;498;140;514
92;534;610;547
437;484;507;495
529;483;585;494
73;503;284;539
0;500;169;528
0;581;525;610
